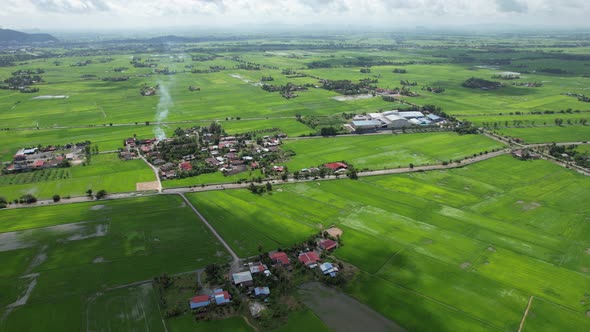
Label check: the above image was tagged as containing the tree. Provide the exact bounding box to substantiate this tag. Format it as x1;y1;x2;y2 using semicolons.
145;121;150;126
265;182;273;192
19;194;37;204
95;189;107;200
0;196;6;209
86;189;93;197
52;194;61;202
409;163;414;169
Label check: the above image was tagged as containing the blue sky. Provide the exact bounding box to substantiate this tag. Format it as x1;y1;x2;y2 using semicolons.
0;0;588;31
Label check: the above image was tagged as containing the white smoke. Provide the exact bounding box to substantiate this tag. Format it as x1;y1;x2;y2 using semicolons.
154;80;173;141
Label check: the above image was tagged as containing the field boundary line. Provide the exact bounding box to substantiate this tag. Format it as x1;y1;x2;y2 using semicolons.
368;273;504;330
518;296;534;332
374;248;406;275
178;193;240;268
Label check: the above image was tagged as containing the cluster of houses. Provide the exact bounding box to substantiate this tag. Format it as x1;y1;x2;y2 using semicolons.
189;228;343;318
201;134;283;174
347;110;445;133
122;131;286;180
121;137;156;160
298;162;349;176
3;144;86;174
512;149;540;160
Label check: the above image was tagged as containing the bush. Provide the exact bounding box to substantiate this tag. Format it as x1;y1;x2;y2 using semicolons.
19;194;37;204
95;189;107;200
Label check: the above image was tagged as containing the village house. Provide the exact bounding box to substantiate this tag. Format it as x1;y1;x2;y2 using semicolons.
298;251;320;268
319;239;338;251
253;287;270;297
179;161;193;171
232;271;254;287
324;162;348;172
319;262;339;277
213;289;231;305
248;262;270;275
269;251;290;267
189;295;211;309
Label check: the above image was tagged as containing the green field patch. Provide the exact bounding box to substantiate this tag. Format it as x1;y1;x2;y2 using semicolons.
0;195;230;327
377;250;528;331
523;297;590;331
283;132;504;171
85;283;165;332
186;190;317;257
496;125;590;143
167;315;253;332
0;153;155;200
473;247;590;313
345;272;498;332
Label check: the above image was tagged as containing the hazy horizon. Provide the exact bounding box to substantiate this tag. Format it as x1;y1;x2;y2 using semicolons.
1;0;589;32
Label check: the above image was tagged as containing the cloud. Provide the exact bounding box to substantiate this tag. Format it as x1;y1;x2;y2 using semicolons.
30;0;110;13
2;0;589;30
495;0;528;13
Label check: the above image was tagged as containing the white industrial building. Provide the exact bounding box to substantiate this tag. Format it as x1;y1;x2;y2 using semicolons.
367;112;410;129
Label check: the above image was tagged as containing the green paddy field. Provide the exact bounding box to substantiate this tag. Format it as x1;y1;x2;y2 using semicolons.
0;195;230;331
187;156;590;331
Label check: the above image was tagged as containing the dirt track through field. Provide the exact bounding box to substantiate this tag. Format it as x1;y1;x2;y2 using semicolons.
299;282;406;332
518;296;534;332
178;193;240;272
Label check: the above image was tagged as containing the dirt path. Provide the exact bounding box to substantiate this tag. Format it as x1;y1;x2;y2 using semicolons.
518;296;534;332
139;154;162;192
299;282;406;332
178;193;240;272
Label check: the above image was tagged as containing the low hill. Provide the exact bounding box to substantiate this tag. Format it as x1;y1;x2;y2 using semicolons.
0;29;58;43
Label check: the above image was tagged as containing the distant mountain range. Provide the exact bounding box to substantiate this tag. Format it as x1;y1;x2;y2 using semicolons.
0;29;58;43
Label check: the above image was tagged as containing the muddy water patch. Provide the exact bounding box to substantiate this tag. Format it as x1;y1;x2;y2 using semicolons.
0;230;37;252
299;282;406;332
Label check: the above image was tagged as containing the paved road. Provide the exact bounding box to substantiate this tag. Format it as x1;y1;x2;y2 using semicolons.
2;149;511;209
6;143;587;211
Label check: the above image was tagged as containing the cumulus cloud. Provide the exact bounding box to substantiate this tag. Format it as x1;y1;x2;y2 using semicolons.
1;0;589;29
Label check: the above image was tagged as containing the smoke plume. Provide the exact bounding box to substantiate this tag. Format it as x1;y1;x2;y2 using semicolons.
154;80;173;141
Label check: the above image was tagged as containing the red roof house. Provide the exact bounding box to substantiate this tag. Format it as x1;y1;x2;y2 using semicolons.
319;239;338;251
189;295;211;309
324;162;348;171
298;252;320;267
33;160;45;168
179;162;193;171
269;251;290;266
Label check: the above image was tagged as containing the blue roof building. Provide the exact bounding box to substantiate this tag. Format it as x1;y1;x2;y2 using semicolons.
426;114;443;122
254;287;271;297
213;288;231;305
189;295;211;309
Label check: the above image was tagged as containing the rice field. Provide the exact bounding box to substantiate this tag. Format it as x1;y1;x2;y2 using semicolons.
283;132;505;171
188;155;590;331
0;195;230;331
0;153;156;200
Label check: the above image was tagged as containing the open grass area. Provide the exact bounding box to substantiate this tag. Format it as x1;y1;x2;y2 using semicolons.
0;195;230;331
283;132;505;171
496;125;590;143
168;316;253;332
0;153;155;200
188;155;590;331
